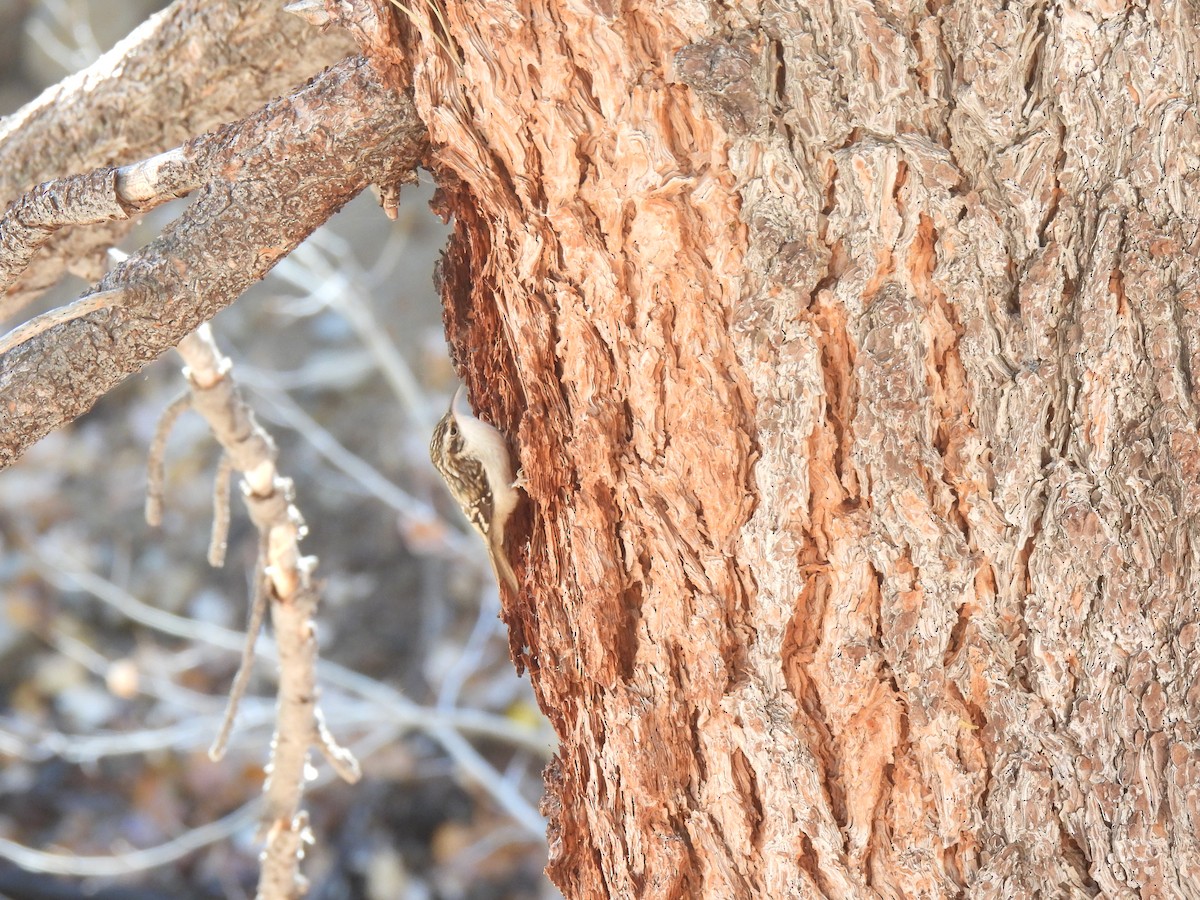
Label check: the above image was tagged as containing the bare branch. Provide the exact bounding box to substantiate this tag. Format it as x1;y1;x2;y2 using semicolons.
270;238;435;429
209;538;270;762
144;390;193;527
0;171;126;294
174;324;356;896
0;151;201;298
0;801;264;878
0;55;428;470
0;0;356;313
0;288;119;357
209;451;235;567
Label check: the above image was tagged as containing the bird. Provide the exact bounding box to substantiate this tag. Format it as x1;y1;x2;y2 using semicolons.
429;385;520;592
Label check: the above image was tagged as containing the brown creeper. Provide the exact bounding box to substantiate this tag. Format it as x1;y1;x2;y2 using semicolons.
429;386;521;592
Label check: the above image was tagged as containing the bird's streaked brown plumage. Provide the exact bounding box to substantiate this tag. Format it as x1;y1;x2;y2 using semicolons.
429;387;520;591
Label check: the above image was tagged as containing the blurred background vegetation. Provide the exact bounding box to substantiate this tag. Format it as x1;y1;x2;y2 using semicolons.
0;2;556;897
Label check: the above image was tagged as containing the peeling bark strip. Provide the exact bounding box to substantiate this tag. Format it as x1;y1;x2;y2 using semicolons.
0;0;356;316
403;0;1200;896
0;56;427;470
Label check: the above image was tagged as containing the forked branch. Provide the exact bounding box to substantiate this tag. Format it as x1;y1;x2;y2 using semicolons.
0;0;355;316
0;55;427;470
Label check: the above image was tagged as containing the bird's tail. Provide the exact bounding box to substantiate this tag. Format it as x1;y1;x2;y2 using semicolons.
488;540;519;594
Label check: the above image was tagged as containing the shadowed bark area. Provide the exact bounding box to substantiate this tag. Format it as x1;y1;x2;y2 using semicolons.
403;0;1200;896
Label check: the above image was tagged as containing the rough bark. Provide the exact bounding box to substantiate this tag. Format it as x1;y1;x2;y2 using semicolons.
0;0;355;315
0;0;1195;894
406;0;1200;897
0;56;427;469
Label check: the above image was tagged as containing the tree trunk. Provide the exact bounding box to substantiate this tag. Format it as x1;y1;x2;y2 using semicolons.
411;0;1200;896
2;0;1197;895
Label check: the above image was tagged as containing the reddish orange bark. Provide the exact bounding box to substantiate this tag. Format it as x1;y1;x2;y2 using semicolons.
389;0;1200;896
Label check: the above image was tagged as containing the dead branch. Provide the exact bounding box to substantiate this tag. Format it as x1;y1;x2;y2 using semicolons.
0;801;264;878
314;705;362;783
175;323;359;898
144;390;193;527
0;288;120;357
209;451;235;567
209;535;270;761
0;54;428;471
0;0;356;314
0;149;202;297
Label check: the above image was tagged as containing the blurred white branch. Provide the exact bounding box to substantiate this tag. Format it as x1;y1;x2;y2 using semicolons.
271;230;432;429
25;0;103;74
25;541;553;822
0;801;263;877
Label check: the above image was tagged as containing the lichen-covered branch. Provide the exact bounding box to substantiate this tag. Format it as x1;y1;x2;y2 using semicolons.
0;54;428;470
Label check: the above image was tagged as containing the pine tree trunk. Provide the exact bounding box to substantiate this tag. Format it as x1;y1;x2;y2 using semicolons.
415;0;1200;896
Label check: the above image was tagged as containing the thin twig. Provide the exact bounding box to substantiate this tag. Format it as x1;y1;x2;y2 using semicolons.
0;289;119;357
270;236;433;428
209;538;272;762
145;391;193;527
0;801;263;877
208;451;234;566
314;706;362;783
